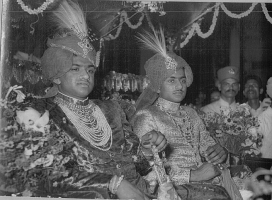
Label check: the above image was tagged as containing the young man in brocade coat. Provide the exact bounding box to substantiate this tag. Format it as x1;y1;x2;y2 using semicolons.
131;28;229;191
20;1;168;199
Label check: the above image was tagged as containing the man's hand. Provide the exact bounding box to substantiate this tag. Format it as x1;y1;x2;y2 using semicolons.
116;179;150;200
190;162;221;182
141;130;167;152
205;143;227;165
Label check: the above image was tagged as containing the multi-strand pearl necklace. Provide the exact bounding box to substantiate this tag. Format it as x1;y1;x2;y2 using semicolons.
54;94;112;151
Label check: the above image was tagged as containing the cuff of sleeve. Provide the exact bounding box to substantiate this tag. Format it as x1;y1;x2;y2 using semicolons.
170;168;190;185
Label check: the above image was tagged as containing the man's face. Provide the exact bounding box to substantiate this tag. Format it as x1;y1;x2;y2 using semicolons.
219;78;240;99
210;91;220;102
159;68;187;103
56;55;96;100
243;79;263;100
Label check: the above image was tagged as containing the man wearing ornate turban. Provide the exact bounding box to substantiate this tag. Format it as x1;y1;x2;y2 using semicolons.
19;0;168;199
131;27;232;199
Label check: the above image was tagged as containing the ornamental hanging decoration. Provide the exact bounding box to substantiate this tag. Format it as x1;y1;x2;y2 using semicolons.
179;2;272;49
17;0;55;15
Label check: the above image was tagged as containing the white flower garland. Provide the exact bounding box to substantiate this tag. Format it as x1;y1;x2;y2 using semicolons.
195;3;220;38
122;11;145;29
104;17;124;41
17;0;54;15
104;11;144;41
179;2;272;49
180;3;220;48
179;26;195;49
221;3;257;19
261;3;272;24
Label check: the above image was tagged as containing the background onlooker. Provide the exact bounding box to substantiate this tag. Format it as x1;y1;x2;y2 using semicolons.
209;87;221;103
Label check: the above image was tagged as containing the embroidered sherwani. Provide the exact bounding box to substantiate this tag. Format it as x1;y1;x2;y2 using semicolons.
24;94;152;199
131;98;216;185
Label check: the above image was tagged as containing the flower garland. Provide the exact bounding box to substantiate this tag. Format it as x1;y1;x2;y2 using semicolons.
261;3;272;24
180;3;220;48
104;11;144;41
221;3;257;19
17;0;54;15
122;11;145;29
179;2;272;49
104;16;124;41
195;3;220;38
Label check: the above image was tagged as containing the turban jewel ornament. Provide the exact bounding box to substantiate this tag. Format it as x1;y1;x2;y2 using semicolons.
47;0;98;66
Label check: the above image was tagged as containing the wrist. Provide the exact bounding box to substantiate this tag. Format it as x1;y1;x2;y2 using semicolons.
140;146;153;158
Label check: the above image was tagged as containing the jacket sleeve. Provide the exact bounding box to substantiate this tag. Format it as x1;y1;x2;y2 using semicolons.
130;109;157;140
112;100;152;176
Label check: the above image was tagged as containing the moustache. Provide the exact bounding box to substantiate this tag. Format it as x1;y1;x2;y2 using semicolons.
226;89;236;93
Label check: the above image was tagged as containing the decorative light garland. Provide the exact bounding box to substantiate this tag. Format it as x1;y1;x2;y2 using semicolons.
180;2;272;49
17;0;54;15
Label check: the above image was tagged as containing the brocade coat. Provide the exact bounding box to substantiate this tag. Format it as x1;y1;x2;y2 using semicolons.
131;97;216;185
26;96;152;199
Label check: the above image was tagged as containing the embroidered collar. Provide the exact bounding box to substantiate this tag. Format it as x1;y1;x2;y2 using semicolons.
156;97;180;113
56;92;89;106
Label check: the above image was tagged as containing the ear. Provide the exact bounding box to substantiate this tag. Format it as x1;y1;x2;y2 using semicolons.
218;83;222;91
260;88;263;94
53;78;61;85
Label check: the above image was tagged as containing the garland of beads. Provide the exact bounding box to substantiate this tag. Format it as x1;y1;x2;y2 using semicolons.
17;0;54;15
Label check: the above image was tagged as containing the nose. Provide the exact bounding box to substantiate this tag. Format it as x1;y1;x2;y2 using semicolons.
175;81;183;90
80;69;90;79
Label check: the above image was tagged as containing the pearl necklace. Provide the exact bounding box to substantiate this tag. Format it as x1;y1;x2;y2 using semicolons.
54;95;112;151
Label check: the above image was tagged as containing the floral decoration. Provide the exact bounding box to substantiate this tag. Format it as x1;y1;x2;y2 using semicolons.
199;104;262;157
17;0;55;15
0;86;82;196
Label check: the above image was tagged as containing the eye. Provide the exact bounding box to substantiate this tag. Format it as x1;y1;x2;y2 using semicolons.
168;79;174;83
70;66;80;71
87;68;95;74
181;79;187;84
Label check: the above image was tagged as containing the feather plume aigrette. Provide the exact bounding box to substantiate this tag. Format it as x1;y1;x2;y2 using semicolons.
51;0;88;39
136;26;168;59
136;26;178;70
